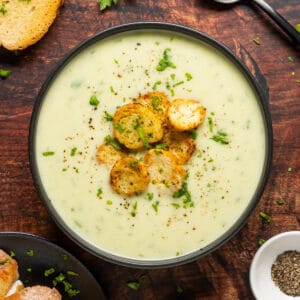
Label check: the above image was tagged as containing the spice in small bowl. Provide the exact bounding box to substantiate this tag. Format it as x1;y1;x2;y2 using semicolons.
271;250;300;297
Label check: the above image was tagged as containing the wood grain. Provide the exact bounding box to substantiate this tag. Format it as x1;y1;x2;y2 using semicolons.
0;0;299;299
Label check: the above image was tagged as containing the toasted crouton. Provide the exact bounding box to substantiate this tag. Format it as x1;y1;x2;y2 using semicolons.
134;91;170;123
167;99;206;131
110;157;150;196
113;103;163;150
0;249;19;299
5;285;61;300
144;149;186;190
0;0;64;51
161;130;196;164
96;143;125;166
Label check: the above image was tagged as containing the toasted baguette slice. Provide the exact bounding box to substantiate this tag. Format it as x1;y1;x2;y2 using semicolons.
96;143;125;166
113;103;163;150
161;130;196;164
0;0;63;51
144;149;186;190
167;99;206;131
5;285;61;300
0;249;19;299
110;156;150;196
134;91;170;123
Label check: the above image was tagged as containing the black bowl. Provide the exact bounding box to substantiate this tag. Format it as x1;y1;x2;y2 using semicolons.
29;22;273;268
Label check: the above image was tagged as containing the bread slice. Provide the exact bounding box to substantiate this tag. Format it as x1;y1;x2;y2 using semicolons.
5;285;61;300
144;149;186;190
113;103;163;150
167;98;206;131
0;249;19;299
161;129;196;164
110;156;150;196
134;91;170;124
96;142;126;166
0;0;63;50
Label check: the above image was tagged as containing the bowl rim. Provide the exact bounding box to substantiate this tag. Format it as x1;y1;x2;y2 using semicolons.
29;21;273;268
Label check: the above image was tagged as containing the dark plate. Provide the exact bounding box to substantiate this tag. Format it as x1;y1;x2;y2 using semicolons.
0;232;106;299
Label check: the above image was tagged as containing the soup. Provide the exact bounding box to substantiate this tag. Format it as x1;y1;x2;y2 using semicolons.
34;29;267;261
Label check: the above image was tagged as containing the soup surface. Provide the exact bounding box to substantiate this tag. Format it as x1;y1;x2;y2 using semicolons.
35;30;266;260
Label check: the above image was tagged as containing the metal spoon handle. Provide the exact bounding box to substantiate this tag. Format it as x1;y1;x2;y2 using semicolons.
251;0;300;45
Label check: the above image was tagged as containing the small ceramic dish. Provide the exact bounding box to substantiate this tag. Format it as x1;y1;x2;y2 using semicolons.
250;231;300;300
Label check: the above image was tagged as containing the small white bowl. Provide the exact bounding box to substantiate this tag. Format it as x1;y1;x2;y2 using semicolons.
250;231;300;300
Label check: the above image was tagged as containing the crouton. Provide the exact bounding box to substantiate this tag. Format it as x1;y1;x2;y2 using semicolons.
110;157;150;196
161;130;196;164
0;0;64;51
113;103;163;150
96;143;125;166
0;249;19;299
144;149;186;190
134;91;170;123
167;99;206;131
5;285;61;300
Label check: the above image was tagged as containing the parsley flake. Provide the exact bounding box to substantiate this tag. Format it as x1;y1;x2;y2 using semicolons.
98;0;118;11
156;48;176;72
211;131;229;144
0;69;11;78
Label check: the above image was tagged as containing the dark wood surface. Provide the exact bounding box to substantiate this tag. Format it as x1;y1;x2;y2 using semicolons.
0;0;299;299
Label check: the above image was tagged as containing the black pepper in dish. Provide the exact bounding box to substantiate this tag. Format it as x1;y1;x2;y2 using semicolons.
271;250;300;296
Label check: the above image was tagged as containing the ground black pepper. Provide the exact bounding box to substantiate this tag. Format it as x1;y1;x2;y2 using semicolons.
271;250;300;296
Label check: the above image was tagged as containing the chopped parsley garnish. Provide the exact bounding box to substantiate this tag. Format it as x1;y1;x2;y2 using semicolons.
26;268;32;272
208;116;213;132
155;143;167;150
97;188;103;198
151;95;163;111
0;1;7;14
259;211;271;223
104;111;113;121
176;285;184;294
104;135;122;150
211;131;229;144
0;69;11;78
156;48;176;72
185;72;192;81
131;201;138;217
26;249;34;257
258;238;266;246
110;86;116;94
173;80;184;87
173;181;193;208
114;123;125;132
70;147;77;156
152;80;162;90
147;192;154;201
67;271;79;276
295;24;300;33
89;95;99;107
42;151;55;156
287;167;292;173
0;258;9;265
276;199;284;205
253;38;260;45
129;160;138;168
106;200;113;205
52;273;80;297
98;0;118;11
288;56;295;62
134;121;150;149
189;130;197;140
171;203;180;209
127;280;140;290
152;201;159;212
44;268;56;277
9;251;15;257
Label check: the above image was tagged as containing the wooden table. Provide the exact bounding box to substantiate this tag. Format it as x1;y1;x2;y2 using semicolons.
0;0;299;299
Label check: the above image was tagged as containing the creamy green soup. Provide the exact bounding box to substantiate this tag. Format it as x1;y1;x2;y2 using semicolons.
35;30;267;260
